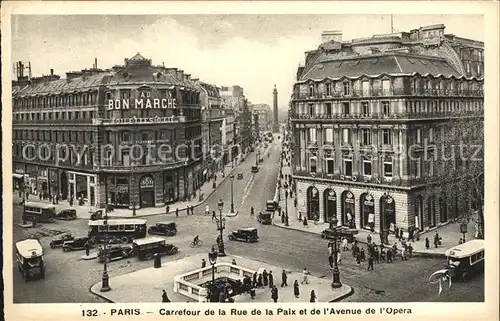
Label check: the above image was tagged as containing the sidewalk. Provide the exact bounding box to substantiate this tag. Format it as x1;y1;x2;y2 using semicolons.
273;163;478;258
12;157;249;220
90;253;353;303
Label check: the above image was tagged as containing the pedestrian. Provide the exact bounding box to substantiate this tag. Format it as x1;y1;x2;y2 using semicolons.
379;229;385;245
434;232;441;248
232;259;237;265
263;269;269;286
293;280;300;298
294;198;297;208
395;227;400;240
380;247;386;262
257;273;263;287
341;237;349;251
253;272;257;286
408;227;414;242
360;248;366;261
162;289;171;302
374;246;380;264
271;285;279;303
202;258;206;268
386;248;393;263
425;237;430;249
407;243;413;258
399;228;404;241
356;253;361;266
328;255;334;268
268;270;274;288
205;204;210;215
166;205;170;214
281;269;288;287
367;255;374;270
336;250;342;265
212;210;217;220
367;233;372;244
401;245;407;261
392;244;398;260
303;216;308;228
249;285;256;299
298;212;303;222
84;241;90;256
301;268;309;284
176;208;179;217
459;238;464;244
310;290;317;303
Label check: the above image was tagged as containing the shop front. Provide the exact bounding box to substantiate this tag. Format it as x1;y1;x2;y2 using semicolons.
68;171;97;206
306;186;320;220
323;189;336;224
360;193;375;230
106;176;131;208
380;194;396;233
164;171;179;204
341;191;355;228
139;175;155;208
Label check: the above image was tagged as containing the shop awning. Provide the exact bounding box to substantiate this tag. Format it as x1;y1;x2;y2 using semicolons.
13;173;24;179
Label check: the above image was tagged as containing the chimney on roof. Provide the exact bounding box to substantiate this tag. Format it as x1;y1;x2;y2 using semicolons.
321;30;342;44
94;58;98;69
50;69;54;75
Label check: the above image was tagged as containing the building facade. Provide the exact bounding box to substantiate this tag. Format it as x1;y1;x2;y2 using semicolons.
251;104;272;133
290;24;483;234
13;53;204;209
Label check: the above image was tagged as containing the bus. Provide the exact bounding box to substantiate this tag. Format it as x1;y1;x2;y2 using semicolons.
445;239;484;282
23;202;56;223
88;219;147;244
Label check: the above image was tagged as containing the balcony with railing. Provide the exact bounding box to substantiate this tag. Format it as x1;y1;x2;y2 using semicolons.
292;88;484;100
13;118;94;125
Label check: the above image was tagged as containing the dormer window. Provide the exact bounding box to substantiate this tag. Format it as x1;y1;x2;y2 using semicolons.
343;82;351;95
308;84;315;97
325;82;332;96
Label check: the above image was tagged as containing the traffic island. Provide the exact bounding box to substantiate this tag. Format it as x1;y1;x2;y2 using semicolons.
90;253;353;303
80;253;98;260
226;211;238;217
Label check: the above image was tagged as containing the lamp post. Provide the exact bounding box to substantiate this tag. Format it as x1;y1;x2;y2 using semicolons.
330;218;342;289
100;206;111;292
217;199;226;256
229;174;235;214
208;248;218;302
284;182;289;226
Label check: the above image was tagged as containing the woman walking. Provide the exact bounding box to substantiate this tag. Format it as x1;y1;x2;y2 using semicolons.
310;290;317;302
293;280;300;298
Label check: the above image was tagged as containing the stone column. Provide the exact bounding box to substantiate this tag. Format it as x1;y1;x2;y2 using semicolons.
372;126;380;181
334;127;341;175
317;127;323;173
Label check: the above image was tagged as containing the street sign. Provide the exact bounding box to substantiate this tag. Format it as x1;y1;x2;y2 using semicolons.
460;223;468;234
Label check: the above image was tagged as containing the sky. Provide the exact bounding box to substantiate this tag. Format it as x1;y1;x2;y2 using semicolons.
11;14;484;109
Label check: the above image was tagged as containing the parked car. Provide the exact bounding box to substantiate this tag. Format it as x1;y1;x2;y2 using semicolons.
237;172;244;180
257;212;272;225
320;227;359;243
251;165;259;173
62;236;92;252
147;221;177;237
49;233;75;249
98;244;134;263
228;228;259;243
132;237;179;260
89;209;104;221
55;209;77;221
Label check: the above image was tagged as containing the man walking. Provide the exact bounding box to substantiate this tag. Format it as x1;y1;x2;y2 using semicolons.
175;208;179;217
367;254;374;270
281;269;288;287
301;268;309;284
212;210;217;220
268;270;274;288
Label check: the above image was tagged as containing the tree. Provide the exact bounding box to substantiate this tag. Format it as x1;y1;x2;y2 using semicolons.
421;109;484;239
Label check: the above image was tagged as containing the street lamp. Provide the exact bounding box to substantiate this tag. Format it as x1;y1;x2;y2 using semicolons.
229;174;235;214
100;206;111;292
208;248;218;302
217;199;226;257
330;218;342;289
284;182;289;226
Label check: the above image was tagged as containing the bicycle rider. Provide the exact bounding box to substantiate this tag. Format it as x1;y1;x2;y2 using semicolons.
193;235;200;245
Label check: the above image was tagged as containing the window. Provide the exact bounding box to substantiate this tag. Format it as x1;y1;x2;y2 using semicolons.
342;128;351;144
326;159;334;174
324;128;334;144
361;128;371;145
343;82;350;95
122;131;130;142
325;103;332;115
466;62;471;74
344;158;353;176
382;79;390;93
308;128;317;142
363;158;372;176
308;84;315;97
382;129;392;145
310;157;317;173
308;104;315;116
382;101;390;116
122;150;130;166
384;158;393;177
362;102;370;115
428;128;434;142
326;83;332;96
120;90;130;100
106;92;112;100
362;81;370;96
342;102;350;115
416;128;422;144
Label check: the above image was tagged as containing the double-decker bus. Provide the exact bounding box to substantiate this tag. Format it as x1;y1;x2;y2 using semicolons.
23;202;56;223
88;219;147;244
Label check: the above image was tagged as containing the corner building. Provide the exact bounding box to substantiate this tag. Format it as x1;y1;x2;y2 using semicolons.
290;24;483;233
12;53;203;209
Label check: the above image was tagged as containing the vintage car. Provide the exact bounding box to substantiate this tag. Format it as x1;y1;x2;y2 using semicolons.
132;237;179;260
251;165;259;173
320;227;359;243
237;172;244;180
257;212;272;225
62;236;92;252
147;221;177;237
89;209;104;221
15;238;45;281
55;209;77;221
49;233;75;249
265;200;276;212
228;228;259;243
98;244;135;263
